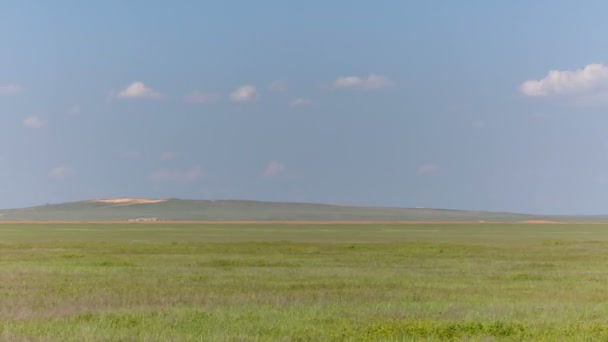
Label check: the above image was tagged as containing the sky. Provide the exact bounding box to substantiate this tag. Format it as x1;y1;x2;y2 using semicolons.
3;1;608;214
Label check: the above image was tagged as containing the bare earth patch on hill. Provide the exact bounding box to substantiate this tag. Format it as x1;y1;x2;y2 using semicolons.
521;220;559;224
89;198;167;205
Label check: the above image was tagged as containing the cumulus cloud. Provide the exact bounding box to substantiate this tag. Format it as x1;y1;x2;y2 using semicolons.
333;74;394;90
23;116;44;128
446;104;466;112
49;166;70;179
270;80;288;92
119;151;142;160
290;98;312;108
471;121;485;128
160;151;178;161
230;85;257;102
67;105;81;115
185;91;220;104
117;81;161;99
263;161;286;177
417;164;438;176
0;85;23;95
149;166;204;182
520;63;608;97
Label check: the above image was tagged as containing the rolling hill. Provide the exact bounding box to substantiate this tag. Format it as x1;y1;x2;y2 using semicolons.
0;198;558;222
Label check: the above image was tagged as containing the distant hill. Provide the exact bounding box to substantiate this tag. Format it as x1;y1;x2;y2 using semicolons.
0;197;562;222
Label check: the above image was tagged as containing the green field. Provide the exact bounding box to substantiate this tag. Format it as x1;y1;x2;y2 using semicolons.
2;222;608;340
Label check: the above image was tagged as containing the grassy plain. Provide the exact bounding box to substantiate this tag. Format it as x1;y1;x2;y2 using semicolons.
2;222;608;340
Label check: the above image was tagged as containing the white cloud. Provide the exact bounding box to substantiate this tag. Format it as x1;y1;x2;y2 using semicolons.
49;166;70;179
161;151;178;161
290;98;312;108
230;85;257;102
149;166;204;182
333;74;394;90
520;63;608;97
263;160;286;177
185;91;220;104
0;85;23;95
117;81;161;99
417;164;438;176
120;151;142;160
67;105;81;115
270;80;288;92
23;116;44;128
447;104;466;112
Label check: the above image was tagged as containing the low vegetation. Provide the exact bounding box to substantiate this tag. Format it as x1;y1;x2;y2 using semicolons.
1;222;608;340
0;199;540;221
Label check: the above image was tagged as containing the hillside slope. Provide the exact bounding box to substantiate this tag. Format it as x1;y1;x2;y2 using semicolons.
0;198;544;222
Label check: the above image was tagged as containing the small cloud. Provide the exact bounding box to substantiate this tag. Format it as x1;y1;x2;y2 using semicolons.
520;63;608;98
447;104;466;112
595;176;608;186
149;166;204;182
270;80;288;92
0;84;24;95
119;151;142;160
417;164;438;176
263;160;286;177
185;91;220;104
67;105;81;115
230;85;257;102
160;151;178;161
290;98;312;108
471;121;485;128
49;166;70;179
117;81;161;99
333;74;394;90
23;116;44;128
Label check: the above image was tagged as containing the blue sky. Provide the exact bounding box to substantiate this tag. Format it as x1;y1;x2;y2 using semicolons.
3;1;608;214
